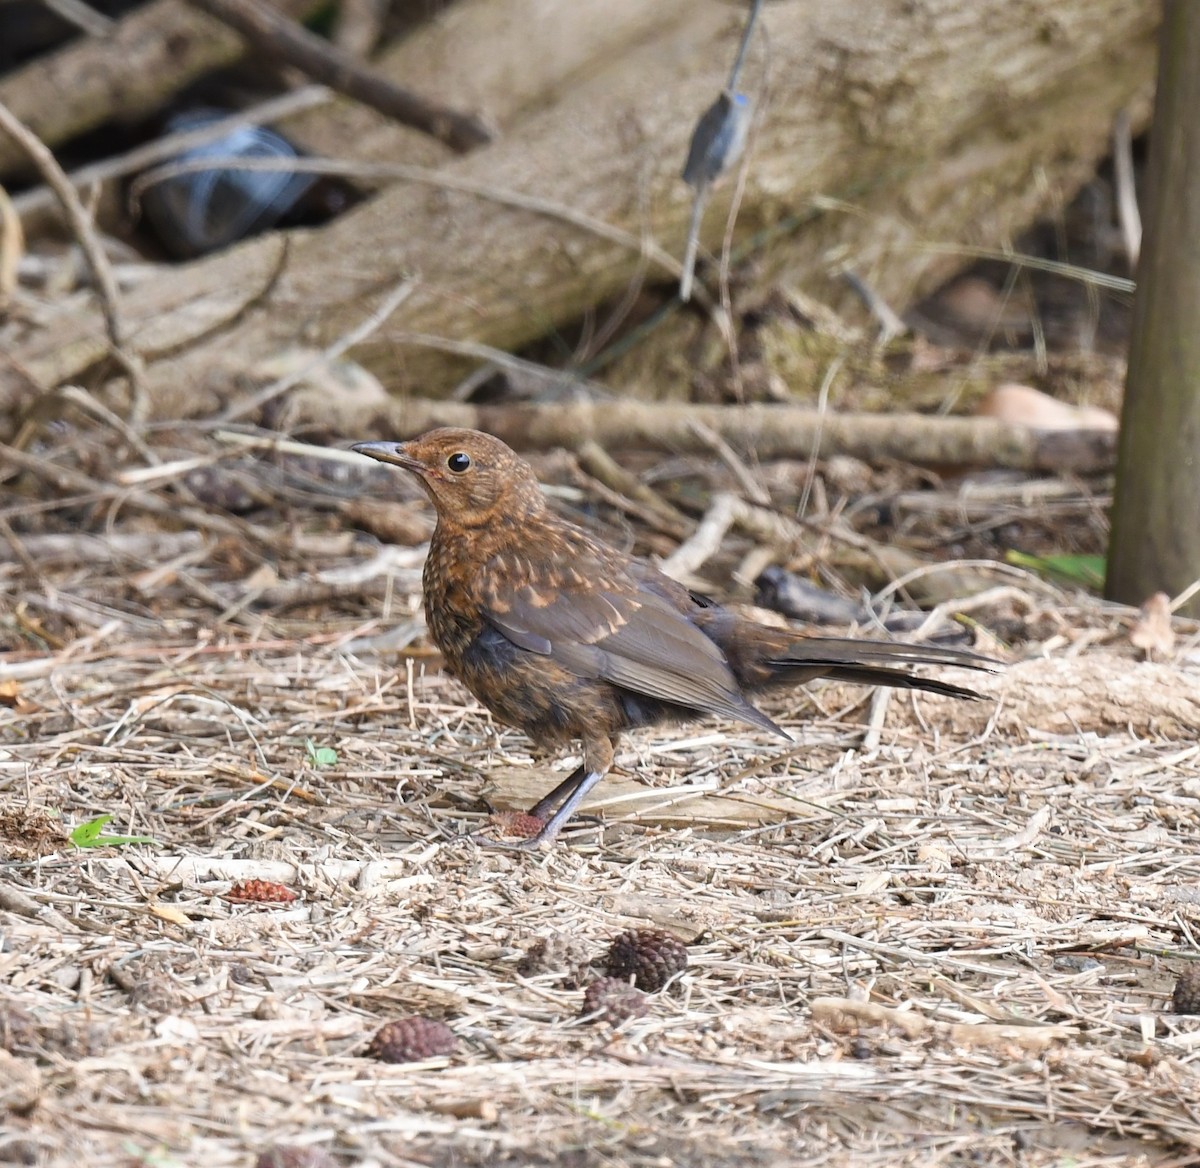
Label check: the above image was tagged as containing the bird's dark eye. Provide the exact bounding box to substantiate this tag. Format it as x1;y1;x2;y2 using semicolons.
446;452;472;473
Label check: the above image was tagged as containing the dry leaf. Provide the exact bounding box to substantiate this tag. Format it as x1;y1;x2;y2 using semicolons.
148;902;193;927
1129;591;1175;659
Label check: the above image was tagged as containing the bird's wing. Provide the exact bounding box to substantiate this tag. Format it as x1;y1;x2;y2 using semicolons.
481;565;782;736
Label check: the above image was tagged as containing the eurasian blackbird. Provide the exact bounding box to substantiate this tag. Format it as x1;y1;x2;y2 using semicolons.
353;428;995;848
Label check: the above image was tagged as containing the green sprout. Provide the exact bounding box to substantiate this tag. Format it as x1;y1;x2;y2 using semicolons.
304;738;338;768
70;813;157;849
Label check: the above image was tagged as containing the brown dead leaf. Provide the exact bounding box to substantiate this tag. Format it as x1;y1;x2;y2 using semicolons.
1129;591;1175;659
148;902;193;927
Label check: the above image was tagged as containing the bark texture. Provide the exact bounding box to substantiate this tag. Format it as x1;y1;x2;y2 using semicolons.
5;0;1160;415
1106;1;1200;616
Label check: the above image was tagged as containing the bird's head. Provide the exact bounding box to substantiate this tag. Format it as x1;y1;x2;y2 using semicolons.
352;428;544;528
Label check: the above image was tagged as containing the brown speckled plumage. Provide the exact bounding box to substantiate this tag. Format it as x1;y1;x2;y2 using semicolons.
353;428;996;847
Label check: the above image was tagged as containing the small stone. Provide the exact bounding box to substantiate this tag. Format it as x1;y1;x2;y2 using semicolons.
849;1037;873;1060
581;977;647;1026
603;929;688;992
0;1135;43;1164
366;1017;457;1063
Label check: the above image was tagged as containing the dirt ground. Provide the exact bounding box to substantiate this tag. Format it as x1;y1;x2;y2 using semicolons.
2;492;1199;1168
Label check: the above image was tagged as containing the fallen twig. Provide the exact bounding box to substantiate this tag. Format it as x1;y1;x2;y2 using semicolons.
575;441;692;540
812;996;1076;1053
660;489;1001;605
12;87;330;228
0;99;148;422
38;0;114;36
1112;108;1142;268
0;879;86;934
218;274;419;423
341;400;1118;474
183;0;493;152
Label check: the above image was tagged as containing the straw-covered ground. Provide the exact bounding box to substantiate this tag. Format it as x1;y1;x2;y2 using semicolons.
2;430;1199;1168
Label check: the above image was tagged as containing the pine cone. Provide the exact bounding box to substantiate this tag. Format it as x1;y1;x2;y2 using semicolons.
488;811;545;839
366;1017;457;1063
1172;965;1200;1015
603;929;688;992
581;977;647;1025
226;880;298;904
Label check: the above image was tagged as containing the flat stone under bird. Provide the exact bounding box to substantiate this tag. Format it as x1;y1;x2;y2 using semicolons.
353;428;996;848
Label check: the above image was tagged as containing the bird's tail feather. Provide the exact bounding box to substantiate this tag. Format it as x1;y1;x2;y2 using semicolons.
769;635;994;672
747;634;996;700
774;664;983;701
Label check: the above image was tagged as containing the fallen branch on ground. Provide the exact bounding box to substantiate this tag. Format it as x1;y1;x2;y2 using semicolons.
182;0;493;152
339;400;1118;473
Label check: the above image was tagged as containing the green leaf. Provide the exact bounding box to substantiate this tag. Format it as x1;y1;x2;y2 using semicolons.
304;738;338;767
70;813;157;849
1005;550;1106;589
69;813;111;846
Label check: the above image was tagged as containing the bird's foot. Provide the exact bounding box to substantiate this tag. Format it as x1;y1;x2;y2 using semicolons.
466;807;606;851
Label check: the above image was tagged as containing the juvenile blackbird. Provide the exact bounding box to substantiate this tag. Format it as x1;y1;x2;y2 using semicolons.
353;428;995;848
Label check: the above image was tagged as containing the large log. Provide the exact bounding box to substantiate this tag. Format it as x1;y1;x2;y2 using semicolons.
8;0;1158;416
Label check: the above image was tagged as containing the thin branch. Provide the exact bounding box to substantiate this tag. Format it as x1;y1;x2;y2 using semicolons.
36;0;112;35
0;99;148;423
12;87;331;223
1112;107;1142;268
182;0;493;152
128;154;688;287
218;274;419;423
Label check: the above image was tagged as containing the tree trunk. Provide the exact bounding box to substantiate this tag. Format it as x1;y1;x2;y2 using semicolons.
1106;0;1200;617
6;0;1159;418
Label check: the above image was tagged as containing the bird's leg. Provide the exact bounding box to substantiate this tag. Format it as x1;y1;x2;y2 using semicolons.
477;736;616;851
521;766;608;848
522;734;616;847
527;764;588;820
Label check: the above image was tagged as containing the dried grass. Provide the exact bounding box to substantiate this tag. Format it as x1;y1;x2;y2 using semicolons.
2;429;1199;1168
